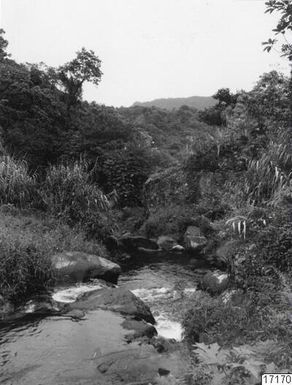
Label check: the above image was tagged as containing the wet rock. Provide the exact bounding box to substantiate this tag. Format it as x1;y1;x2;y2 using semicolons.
67;287;155;324
184;226;207;252
171;244;184;252
200;270;229;294
51;251;121;284
150;336;177;353
95;345;185;384
157;236;177;251
122;319;157;341
120;235;159;252
23;294;60;315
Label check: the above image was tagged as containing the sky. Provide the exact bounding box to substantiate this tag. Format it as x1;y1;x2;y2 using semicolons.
0;0;290;107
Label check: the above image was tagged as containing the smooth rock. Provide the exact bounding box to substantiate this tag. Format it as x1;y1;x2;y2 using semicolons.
171;244;185;252
51;251;121;284
67;287;155;324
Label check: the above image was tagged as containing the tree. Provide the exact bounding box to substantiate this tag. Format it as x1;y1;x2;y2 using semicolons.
0;29;9;61
263;0;292;60
57;48;102;111
263;0;292;119
213;88;238;107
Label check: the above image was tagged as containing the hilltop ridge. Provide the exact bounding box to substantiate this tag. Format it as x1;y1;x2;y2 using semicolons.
133;95;216;110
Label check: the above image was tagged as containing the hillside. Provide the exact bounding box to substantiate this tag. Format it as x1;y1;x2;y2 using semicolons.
133;95;217;110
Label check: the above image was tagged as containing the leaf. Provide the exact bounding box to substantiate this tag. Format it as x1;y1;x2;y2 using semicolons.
193;343;228;366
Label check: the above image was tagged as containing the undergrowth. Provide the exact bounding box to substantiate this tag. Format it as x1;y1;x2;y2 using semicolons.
0;207;107;304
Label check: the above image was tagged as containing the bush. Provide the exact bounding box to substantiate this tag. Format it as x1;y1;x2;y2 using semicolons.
142;204;197;238
0;209;108;303
0;241;54;304
40;161;111;238
0;155;38;208
183;288;292;354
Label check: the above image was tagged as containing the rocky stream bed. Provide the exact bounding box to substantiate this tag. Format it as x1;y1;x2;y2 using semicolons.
0;227;229;385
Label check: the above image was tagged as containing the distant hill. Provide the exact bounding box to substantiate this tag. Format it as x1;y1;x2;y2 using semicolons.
133;95;217;110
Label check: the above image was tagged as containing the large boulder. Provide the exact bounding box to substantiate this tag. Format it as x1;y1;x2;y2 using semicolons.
67;287;155;324
157;236;177;251
51;251;121;284
119;235;159;252
200;270;229;294
184;226;207;252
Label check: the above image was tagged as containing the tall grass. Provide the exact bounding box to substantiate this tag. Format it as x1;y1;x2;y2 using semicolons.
244;142;292;205
0;209;108;303
40;161;109;224
0;155;38;208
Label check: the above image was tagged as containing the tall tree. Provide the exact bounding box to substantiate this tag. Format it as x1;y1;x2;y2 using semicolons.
263;0;292;119
57;48;102;112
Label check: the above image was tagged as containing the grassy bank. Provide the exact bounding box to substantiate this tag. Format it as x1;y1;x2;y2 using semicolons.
0;206;107;304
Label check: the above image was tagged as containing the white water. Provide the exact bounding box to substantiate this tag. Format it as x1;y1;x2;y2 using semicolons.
52;282;104;303
155;313;184;341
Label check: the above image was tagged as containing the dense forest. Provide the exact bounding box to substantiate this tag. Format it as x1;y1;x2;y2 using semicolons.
0;1;292;383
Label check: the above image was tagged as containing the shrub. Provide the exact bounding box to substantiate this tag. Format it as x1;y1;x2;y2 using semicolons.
0;209;108;303
142;204;197;238
183;288;292;353
0;155;38;208
40;161;111;237
0;241;54;304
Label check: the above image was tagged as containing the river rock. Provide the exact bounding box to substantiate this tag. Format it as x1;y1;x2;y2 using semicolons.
184;226;207;252
96;344;186;384
122;318;157;341
157;236;177;251
119;235;159;252
51;251;121;284
67;287;155;324
172;244;185;252
200;270;229;294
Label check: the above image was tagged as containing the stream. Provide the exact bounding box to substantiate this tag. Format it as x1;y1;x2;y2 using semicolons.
0;258;203;384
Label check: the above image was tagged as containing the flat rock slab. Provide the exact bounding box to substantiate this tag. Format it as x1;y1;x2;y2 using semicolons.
52;251;121;284
96;345;188;384
67;287;155;324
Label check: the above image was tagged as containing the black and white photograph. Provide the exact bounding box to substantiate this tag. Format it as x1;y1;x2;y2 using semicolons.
0;0;291;384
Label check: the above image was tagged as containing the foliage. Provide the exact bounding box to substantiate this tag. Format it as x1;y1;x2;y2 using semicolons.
40;161;111;238
57;48;102;110
0;240;54;305
0;155;38;208
199;88;238;126
0;208;107;303
142;204;196;238
183;288;292;369
95;146;152;207
243;142;292;205
191;341;289;385
0;59;67;169
263;0;292;60
0;29;9;61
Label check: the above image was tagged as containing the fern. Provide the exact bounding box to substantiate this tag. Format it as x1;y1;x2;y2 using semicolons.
192;342;284;385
